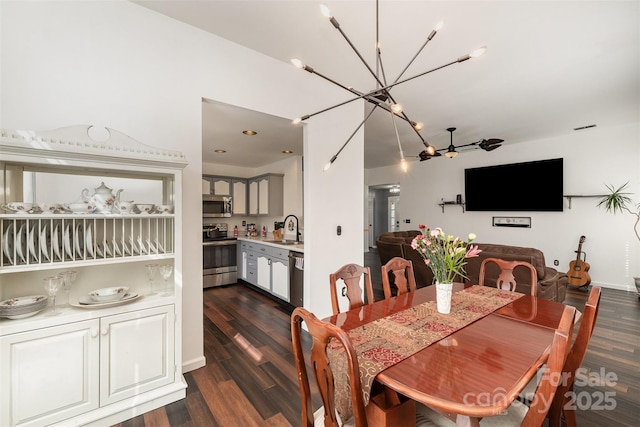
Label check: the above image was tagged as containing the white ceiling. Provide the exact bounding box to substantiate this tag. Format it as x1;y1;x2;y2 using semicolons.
134;0;640;169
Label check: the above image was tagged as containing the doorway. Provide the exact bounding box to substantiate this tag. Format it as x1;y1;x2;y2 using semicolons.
367;184;400;249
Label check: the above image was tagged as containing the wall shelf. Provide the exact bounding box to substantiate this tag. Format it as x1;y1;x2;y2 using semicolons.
563;194;607;209
438;201;465;213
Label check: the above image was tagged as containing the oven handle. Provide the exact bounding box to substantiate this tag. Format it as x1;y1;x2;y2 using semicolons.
203;241;238;247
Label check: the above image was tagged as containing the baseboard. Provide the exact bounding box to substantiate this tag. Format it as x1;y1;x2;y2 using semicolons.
182;355;206;373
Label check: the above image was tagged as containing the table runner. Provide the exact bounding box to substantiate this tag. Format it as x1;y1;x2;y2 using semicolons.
327;286;523;421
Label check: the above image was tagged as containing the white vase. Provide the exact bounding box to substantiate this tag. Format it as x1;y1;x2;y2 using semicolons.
435;282;453;314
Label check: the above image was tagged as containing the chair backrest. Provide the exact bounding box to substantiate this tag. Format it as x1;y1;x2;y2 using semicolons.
329;264;375;315
479;257;538;296
291;307;368;427
381;257;417;299
548;286;602;426
522;304;576;426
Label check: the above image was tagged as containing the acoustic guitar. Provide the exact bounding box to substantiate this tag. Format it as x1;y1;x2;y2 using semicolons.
567;235;591;287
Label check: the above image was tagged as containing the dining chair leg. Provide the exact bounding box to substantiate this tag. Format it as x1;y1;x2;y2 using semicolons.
562;402;577;427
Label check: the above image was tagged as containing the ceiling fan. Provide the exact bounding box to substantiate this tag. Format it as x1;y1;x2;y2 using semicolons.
418;127;503;160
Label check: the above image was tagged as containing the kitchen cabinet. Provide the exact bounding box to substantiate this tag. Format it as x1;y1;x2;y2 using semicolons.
0;125;187;426
248;174;284;216
202;176;232;196
251;243;289;302
0;305;173;426
232;178;247;215
239;241;257;285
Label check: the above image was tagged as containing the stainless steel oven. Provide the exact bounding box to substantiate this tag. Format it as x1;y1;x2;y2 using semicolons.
203;195;232;218
203;223;237;288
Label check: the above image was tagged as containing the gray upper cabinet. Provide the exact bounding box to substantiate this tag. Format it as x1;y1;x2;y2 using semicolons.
231;178;248;215
202;175;232;196
248;174;283;216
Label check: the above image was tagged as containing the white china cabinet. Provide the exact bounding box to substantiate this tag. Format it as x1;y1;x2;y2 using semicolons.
0;126;187;427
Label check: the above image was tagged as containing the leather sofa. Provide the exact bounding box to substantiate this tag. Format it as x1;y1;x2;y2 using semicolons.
376;232;568;302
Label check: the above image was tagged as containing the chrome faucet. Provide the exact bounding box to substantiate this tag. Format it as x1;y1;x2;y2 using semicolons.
283;214;300;243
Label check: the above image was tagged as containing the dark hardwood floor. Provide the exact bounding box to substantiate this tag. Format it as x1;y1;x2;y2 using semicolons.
116;250;639;427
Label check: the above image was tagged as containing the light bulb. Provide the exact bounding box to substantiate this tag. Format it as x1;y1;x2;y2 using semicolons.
469;46;487;58
425;145;435;155
413;121;424;131
400;158;408;172
391;103;403;114
323;162;332;171
292;117;302;125
320;4;332;18
445;150;458;158
435;20;445;31
291;58;305;69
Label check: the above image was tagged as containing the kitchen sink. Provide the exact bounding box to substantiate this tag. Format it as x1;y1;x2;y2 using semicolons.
264;239;302;245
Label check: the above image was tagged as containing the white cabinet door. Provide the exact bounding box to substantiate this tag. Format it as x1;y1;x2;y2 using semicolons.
271;258;289;301
100;306;175;406
240;249;248;280
256;254;271;290
232;180;247;215
258;177;269;215
212;178;231;196
202;178;211;195
0;320;100;427
249;180;259;215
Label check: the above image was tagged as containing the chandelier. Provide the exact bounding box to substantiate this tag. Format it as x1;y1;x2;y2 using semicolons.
291;1;487;171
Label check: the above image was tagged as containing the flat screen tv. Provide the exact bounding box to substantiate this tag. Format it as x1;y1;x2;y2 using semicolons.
464;158;564;212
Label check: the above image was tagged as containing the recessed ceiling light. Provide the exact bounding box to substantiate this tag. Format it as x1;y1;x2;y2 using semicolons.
214;149;226;153
573;124;597;131
242;130;257;136
282;150;293;154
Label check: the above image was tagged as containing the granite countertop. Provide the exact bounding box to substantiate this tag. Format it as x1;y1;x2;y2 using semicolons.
237;236;304;252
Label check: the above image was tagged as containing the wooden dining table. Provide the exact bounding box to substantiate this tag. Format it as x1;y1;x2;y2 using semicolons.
323;283;568;427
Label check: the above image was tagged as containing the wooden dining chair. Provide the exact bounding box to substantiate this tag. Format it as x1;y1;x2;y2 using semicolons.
547;286;602;427
381;257;417;299
291;306;369;427
415;305;576;427
329;263;375;315
479;257;538;297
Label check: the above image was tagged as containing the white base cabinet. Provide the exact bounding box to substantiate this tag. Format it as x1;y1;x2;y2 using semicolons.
241;241;289;302
0;305;175;427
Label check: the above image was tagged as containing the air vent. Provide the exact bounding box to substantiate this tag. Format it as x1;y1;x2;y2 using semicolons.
573;124;597;131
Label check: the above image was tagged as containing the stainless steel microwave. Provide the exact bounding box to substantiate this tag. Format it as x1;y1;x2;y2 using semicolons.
203;195;232;217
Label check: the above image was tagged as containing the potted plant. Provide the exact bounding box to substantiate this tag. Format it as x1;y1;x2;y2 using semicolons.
597;182;640;295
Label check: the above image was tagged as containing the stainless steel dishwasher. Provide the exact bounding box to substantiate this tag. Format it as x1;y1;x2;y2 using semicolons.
288;251;304;307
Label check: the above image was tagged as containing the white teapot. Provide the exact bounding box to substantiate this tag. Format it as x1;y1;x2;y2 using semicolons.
82;182;123;214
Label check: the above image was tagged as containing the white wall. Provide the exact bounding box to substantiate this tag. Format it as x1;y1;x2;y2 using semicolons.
366;122;640;291
1;0;364;371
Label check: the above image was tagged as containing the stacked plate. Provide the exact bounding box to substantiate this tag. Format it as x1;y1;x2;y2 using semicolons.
0;295;48;319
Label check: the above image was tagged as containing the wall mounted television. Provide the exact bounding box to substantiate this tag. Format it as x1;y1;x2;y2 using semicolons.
464;158;564;212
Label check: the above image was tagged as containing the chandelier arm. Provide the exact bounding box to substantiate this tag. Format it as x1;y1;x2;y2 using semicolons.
398;111;426;144
376;47;389;87
394;29;439;84
329;106;378;163
310;68;362;95
375;0;381;88
299;56;464;123
329;17;387;90
389;108;404;160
